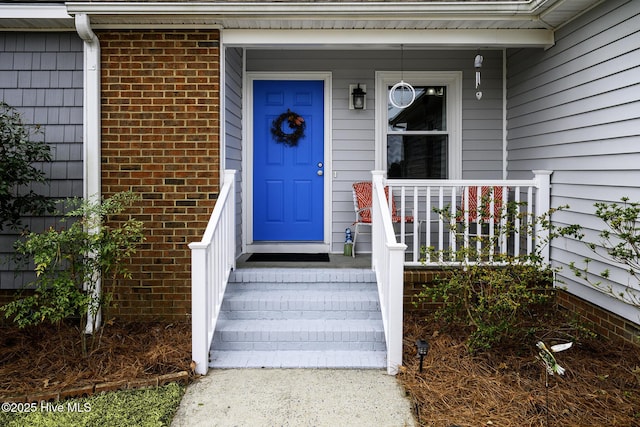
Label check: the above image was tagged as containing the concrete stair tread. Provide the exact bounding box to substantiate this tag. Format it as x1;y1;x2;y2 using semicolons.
216;318;384;332
209;350;387;369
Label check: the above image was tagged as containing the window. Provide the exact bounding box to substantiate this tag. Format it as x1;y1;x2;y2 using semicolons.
376;72;461;179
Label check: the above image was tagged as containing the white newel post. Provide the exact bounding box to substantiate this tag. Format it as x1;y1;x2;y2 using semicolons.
533;170;552;265
386;244;405;375
190;242;208;375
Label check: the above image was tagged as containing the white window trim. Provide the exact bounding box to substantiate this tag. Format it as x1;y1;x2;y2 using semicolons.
375;71;462;179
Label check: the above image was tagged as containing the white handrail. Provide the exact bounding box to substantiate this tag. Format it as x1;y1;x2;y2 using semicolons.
371;171;406;375
189;170;237;375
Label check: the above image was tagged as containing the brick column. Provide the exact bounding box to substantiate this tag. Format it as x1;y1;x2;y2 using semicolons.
100;30;220;320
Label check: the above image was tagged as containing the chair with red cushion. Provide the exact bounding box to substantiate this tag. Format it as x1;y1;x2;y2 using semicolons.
351;181;414;257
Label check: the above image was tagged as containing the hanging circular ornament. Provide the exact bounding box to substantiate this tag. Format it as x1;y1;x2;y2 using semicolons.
270;109;306;146
389;80;416;109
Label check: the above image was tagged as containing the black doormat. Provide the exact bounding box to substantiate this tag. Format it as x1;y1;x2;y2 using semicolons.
246;253;330;262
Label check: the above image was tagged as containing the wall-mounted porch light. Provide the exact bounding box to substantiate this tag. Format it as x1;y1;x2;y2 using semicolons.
349;84;366;110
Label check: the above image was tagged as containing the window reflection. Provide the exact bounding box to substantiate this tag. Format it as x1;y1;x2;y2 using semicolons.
388;86;446;132
387;135;448;179
387;85;448;178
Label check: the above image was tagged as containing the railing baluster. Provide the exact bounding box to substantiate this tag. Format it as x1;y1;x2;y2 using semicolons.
514;186;521;257
527;186;533;256
412;186;419;264
438;186;444;262
425;186;431;264
450;186;457;261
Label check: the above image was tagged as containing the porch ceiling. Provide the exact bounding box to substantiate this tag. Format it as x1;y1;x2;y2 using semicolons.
1;0;603;46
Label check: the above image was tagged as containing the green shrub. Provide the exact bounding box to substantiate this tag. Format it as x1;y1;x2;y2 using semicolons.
417;194;578;353
0;101;54;231
420;262;555;353
1;192;145;356
569;197;640;312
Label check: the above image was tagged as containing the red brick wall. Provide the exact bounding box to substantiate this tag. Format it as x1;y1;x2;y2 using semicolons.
556;289;640;344
403;269;451;312
99;30;220;321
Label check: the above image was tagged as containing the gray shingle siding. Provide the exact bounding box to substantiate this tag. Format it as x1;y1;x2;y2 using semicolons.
0;32;83;290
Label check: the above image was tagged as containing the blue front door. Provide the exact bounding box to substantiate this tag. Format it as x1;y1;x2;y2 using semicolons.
253;80;325;241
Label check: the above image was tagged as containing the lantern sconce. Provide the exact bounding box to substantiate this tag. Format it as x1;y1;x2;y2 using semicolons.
349;84;367;110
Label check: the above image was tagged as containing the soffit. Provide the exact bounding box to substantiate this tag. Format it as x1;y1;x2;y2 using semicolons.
0;1;603;34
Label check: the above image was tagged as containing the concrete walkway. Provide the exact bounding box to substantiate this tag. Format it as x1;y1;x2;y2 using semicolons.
171;369;416;427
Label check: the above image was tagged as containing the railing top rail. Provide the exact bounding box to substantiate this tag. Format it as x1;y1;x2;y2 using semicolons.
386;178;540;188
372;174;399;244
189;169;236;248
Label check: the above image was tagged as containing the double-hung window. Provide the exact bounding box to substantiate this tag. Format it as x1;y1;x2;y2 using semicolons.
376;72;461;179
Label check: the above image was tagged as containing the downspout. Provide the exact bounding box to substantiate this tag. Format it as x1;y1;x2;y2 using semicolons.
75;13;102;334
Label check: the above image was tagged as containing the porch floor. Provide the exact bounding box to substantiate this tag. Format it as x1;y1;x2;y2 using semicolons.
235;252;372;269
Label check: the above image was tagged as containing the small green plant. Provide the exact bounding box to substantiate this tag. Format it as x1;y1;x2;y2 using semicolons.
417;193;578;353
569;197;640;314
1;191;145;356
0;101;55;231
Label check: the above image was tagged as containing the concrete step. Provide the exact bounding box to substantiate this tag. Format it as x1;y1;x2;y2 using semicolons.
213;319;386;351
220;289;382;320
210;350;387;369
209;268;386;369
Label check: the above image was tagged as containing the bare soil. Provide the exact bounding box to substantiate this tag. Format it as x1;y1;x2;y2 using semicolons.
399;312;640;427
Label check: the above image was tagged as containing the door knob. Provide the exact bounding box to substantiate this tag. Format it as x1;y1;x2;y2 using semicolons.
317;170;323;176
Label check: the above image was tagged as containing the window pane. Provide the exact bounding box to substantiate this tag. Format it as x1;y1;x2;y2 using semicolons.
387;135;448;179
388;86;446;131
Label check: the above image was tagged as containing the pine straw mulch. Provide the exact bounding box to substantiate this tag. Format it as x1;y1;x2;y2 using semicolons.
398;312;640;427
0;320;193;401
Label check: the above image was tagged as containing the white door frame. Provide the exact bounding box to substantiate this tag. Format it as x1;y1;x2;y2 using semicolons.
244;72;333;253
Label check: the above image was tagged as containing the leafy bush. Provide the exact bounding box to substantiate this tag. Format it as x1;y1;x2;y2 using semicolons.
1;192;145;356
417;193;578;353
569;197;640;312
0;102;54;231
421;262;555;353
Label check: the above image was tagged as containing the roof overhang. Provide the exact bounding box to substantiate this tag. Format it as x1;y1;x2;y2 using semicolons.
0;0;604;48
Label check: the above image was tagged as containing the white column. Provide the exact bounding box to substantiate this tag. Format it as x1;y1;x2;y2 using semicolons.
533;170;552;265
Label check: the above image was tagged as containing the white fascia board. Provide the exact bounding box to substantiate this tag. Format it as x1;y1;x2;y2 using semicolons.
67;1;543;17
222;29;554;49
1;4;71;19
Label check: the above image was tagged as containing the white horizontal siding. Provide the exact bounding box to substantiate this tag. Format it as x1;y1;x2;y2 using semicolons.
247;48;504;252
506;0;640;324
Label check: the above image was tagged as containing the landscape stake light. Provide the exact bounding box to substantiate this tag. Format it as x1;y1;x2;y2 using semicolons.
416;339;430;373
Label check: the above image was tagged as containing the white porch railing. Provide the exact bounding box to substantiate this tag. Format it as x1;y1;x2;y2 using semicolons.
384;170;553;266
189;170;236;376
371;171;407;375
371;170;553;375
